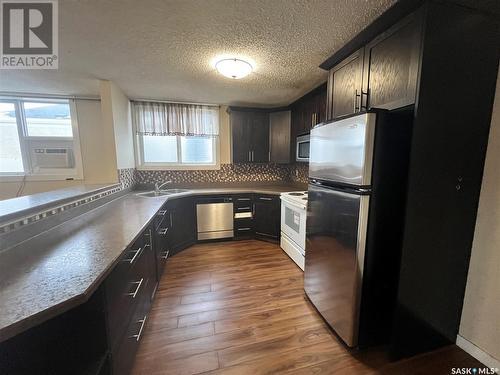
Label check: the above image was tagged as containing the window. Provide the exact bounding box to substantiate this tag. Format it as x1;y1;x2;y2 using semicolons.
138;134;217;167
0;98;83;180
133;101;219;169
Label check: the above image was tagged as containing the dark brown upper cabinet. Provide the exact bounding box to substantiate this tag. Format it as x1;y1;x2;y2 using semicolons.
362;11;422;110
326;48;364;120
326;11;422;119
289;83;327;160
291;84;327;136
231;110;252;163
230;109;270;163
250;111;270;163
269;111;291;164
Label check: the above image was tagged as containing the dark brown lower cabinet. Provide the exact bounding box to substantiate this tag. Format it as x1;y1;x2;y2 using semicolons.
0;226;158;375
153;207;170;279
167;197;196;255
232;194;281;242
233;194;255;239
253;194;281;242
0;287;109;375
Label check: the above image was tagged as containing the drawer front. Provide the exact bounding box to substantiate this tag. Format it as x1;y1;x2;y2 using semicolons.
254;194;279;203
234;218;254;239
105;238;149;350
234;195;253;210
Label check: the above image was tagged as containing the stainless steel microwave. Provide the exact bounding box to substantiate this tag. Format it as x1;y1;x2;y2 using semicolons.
296;134;310;162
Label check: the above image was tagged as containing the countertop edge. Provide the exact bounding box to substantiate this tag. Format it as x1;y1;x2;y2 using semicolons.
0;183;121;225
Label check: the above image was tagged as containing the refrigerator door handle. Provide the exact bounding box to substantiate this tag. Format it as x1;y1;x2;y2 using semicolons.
308;180;371;195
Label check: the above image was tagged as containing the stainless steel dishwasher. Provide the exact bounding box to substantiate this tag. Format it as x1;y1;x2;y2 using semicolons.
196;197;234;240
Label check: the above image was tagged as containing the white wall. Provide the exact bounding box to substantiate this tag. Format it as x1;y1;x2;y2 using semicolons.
100;80;135;169
458;68;500;368
76;99;119;183
0;99;119;200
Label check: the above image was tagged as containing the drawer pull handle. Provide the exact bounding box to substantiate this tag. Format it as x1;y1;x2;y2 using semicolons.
130;315;147;342
127;278;143;299
158;228;168;235
158;210;167;216
237;198;251;201
122;247;142;264
161;250;170;260
237;227;252;231
259;197;272;201
237;207;251;210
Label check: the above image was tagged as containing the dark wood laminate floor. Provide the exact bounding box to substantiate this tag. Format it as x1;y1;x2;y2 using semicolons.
131;240;482;375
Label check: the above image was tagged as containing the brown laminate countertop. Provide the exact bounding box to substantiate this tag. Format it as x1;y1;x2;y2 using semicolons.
0;184;303;343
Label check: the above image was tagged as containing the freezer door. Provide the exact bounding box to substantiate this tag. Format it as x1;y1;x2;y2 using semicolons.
304;183;369;347
309;113;376;186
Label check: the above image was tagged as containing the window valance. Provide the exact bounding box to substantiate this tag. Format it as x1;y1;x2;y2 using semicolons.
132;101;219;137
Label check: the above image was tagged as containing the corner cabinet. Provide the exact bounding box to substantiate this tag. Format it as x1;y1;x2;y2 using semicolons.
290;83;327;160
326;10;422;119
291;84;327;135
230;109;270;163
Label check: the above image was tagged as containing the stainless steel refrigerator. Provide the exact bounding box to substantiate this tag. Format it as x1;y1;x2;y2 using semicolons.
304;110;413;348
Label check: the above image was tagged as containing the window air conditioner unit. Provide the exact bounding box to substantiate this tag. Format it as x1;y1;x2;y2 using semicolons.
32;148;74;169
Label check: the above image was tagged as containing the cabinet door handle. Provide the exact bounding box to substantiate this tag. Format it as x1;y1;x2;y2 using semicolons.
161;250;170;260
237;206;251;210
158;228;168;235
354;90;361;112
158;210;167;216
237;227;252;231
122;247;142;264
130;315;147;341
259;197;273;201
251;150;254;162
170;212;173;227
127;278;143;298
248;151;251;161
361;89;369;110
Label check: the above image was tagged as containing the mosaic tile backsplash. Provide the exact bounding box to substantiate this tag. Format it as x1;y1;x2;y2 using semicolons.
289;163;309;184
1;164;309;241
135;163;294;185
118;168;137;189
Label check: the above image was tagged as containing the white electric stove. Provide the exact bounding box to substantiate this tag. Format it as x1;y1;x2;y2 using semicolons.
280;191;308;270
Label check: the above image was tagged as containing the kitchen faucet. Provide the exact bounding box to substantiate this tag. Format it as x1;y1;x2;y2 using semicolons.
154;180;172;193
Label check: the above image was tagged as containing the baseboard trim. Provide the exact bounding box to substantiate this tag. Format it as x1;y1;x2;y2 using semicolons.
456;335;500;371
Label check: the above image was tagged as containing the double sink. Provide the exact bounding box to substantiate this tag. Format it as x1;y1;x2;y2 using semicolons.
136;189;189;198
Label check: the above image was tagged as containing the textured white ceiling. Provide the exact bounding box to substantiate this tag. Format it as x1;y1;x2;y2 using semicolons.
0;0;395;106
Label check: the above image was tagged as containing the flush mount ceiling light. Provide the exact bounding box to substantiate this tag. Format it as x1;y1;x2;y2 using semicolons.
215;58;253;79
